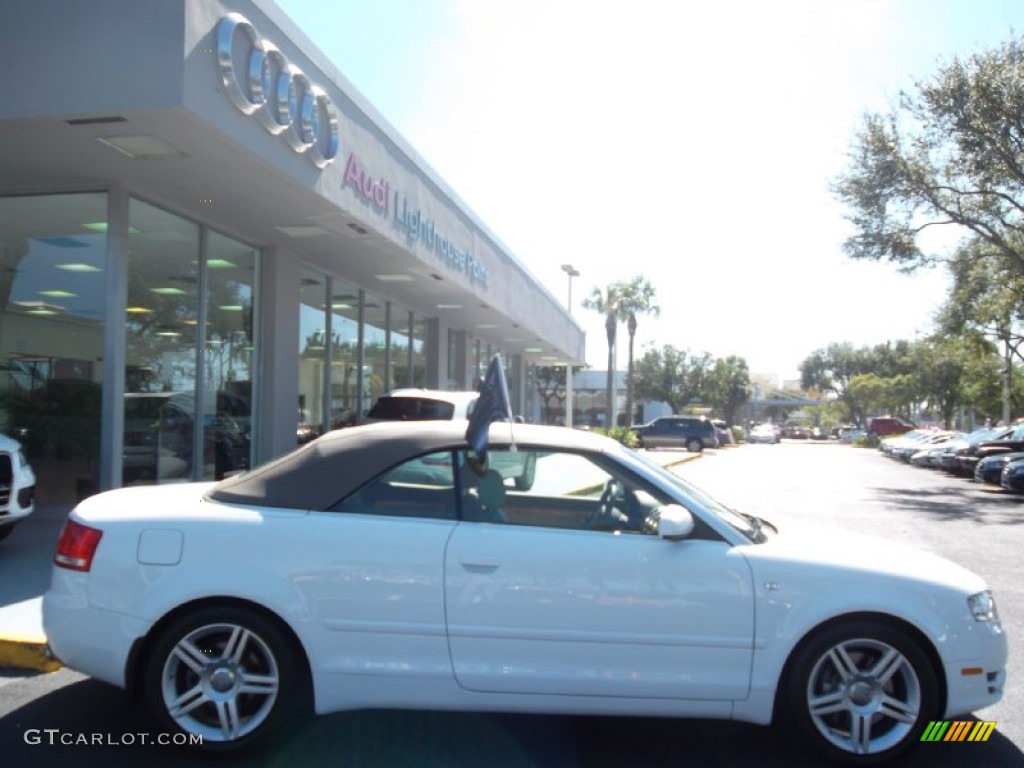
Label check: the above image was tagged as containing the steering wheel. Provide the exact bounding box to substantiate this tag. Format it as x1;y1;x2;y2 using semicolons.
587;478;630;530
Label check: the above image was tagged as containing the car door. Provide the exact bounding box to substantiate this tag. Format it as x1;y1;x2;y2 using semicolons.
444;448;755;700
298;451;459;681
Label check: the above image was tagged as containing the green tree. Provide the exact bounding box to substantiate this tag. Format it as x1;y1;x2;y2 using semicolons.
613;276;659;426
936;239;1024;421
632;345;714;414
582;284;622;428
705;355;751;426
833;34;1024;276
799;343;877;424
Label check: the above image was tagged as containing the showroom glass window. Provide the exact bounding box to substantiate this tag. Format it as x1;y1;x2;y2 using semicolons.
362;292;387;418
388;308;409;392
0;192;107;504
411;315;428;387
202;231;257;481
123;200;257;485
328;280;360;428
123;201;200;485
297;269;327;442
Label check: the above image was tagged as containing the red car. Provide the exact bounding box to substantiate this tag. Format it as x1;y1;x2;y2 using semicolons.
867;416;916;438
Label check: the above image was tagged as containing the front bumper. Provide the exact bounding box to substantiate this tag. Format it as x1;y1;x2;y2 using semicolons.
943;618;1008;717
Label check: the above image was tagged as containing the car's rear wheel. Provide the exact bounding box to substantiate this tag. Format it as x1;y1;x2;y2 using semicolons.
786;619;939;766
142;605;309;752
685;438;703;453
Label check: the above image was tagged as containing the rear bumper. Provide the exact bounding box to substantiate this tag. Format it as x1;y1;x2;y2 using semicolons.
42;571;149;689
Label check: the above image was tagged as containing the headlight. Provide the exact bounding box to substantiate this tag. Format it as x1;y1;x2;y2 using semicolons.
968;590;999;622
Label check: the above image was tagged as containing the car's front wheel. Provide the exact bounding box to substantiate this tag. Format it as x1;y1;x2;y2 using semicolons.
685;438;704;453
785;619;939;766
141;605;309;752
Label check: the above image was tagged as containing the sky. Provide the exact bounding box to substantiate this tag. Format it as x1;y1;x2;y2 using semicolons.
274;0;1024;382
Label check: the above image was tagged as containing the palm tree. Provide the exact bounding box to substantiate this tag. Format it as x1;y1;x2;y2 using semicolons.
582;285;622;429
614;277;659;425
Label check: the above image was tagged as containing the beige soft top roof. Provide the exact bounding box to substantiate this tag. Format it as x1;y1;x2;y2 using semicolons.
206;421;617;510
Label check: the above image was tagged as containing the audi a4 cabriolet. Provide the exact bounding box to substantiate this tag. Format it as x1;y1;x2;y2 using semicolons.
43;422;1006;764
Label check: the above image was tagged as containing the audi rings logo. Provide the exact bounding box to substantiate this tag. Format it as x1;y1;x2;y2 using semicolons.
216;13;339;169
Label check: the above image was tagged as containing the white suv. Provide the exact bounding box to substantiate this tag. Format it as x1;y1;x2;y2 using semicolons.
0;433;36;541
364;389;478;422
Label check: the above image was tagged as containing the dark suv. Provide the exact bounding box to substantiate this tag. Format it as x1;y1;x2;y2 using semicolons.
631;416;719;452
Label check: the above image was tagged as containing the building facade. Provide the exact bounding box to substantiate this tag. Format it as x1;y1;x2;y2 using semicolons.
0;0;584;504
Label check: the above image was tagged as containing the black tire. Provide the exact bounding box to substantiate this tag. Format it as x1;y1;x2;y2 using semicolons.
685;438;704;453
0;525;14;542
141;605;309;753
785;619;939;766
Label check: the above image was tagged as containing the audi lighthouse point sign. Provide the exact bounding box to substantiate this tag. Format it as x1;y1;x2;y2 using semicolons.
217;13;339;169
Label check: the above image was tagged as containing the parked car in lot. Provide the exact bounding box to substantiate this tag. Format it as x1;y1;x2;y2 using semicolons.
631;415;719;452
879;429;936;457
711;419;733;446
365;388;479;422
747;423;779;444
939;426;1012;475
1001;458;1024;492
974;451;1024;485
908;432;963;467
43;421;1007;765
971;423;1024;470
867;415;917;438
0;432;36;542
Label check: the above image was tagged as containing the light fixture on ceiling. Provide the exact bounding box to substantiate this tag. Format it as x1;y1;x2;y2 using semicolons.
82;222;142;235
97;135;187;159
56;263;101;273
375;274;414;282
275;225;331;239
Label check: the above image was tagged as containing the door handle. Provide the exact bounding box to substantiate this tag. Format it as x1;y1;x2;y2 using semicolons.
461;556;501;571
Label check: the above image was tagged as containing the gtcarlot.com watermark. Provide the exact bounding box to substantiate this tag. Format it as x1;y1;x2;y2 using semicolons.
24;729;202;747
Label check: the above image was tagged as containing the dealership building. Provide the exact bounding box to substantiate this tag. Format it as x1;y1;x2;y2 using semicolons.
0;0;584;504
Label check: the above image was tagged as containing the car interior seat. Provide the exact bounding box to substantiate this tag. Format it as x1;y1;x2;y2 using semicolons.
466;468;507;523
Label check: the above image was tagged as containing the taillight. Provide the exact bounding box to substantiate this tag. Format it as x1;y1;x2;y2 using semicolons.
54;519;103;572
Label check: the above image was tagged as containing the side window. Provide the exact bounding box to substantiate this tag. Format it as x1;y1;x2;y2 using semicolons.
456;448;672;535
328;451;457;520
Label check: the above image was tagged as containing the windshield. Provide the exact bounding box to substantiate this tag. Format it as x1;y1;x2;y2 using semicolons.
367;397;456;420
620;447;767;542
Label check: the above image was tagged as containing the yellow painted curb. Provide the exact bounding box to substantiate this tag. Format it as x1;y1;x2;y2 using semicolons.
0;636;62;673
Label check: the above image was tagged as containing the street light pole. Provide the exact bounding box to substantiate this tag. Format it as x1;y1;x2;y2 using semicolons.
560;264;580;428
561;264;579;314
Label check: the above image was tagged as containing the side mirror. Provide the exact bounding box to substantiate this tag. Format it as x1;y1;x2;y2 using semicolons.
658;504;695;541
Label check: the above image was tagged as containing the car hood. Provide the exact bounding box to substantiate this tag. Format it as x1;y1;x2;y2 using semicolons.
745;521;986;594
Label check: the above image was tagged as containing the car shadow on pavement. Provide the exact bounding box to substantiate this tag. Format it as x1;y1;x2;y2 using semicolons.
868;483;1024;525
1;671;1021;768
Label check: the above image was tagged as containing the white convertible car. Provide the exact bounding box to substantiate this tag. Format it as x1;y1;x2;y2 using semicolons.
43;422;1006;764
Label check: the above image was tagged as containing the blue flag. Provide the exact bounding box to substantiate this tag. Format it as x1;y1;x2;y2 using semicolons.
466;354;512;459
